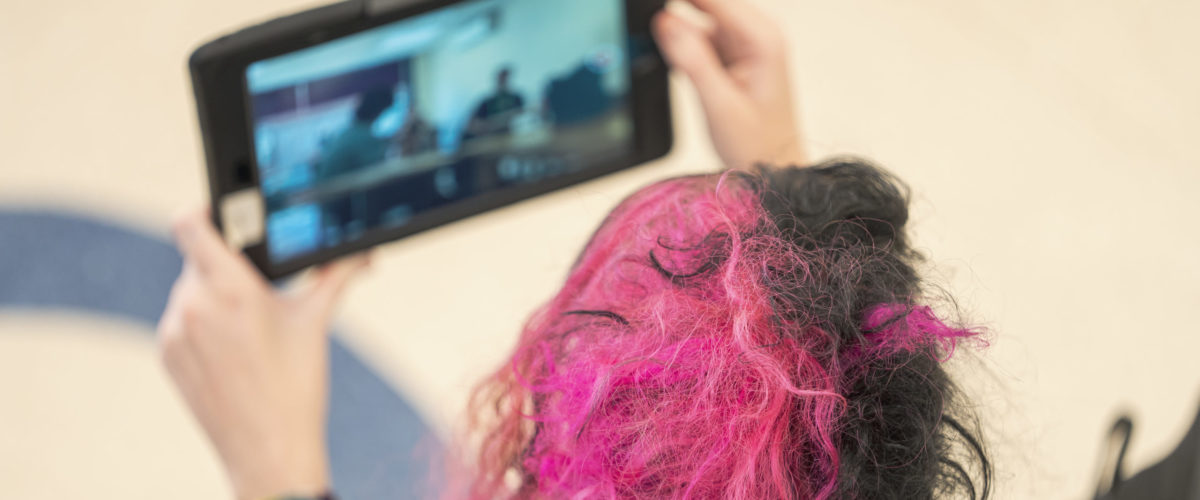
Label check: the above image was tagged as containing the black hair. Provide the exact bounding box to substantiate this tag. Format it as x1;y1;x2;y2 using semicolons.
755;157;993;499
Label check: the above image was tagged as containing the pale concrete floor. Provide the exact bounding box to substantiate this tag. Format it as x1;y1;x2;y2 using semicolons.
2;0;1199;498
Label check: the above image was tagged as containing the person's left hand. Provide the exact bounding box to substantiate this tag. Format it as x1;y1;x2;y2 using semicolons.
653;0;807;170
157;209;369;500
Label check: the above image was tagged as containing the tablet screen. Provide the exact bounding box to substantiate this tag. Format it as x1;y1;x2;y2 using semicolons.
245;0;633;263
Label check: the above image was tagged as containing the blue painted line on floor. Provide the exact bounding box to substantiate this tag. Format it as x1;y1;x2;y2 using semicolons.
0;209;439;499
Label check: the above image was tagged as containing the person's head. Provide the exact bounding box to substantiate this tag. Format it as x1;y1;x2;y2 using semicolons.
354;86;395;124
496;67;512;92
457;158;991;499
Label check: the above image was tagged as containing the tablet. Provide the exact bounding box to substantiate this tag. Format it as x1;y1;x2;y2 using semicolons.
189;0;672;279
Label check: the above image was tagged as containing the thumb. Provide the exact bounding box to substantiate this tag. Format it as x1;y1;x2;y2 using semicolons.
653;10;745;113
301;253;372;319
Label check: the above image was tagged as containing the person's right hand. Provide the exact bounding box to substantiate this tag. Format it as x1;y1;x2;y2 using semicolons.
652;0;808;170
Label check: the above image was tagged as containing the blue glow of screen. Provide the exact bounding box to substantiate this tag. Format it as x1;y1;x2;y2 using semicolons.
247;0;632;263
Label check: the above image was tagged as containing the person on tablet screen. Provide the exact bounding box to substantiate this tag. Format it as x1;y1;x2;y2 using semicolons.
314;87;395;181
158;1;993;499
464;66;525;140
395;107;438;157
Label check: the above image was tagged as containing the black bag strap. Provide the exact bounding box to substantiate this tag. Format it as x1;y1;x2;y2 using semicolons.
1095;416;1135;499
1094;400;1200;500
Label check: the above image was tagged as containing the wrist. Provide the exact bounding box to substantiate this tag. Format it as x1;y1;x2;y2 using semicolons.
254;493;337;500
736;136;807;172
236;474;330;500
229;442;331;500
774;139;808;168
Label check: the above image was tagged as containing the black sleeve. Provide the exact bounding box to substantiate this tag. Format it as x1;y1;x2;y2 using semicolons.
471;100;488;120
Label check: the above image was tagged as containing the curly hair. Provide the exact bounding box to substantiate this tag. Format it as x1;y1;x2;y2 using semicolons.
455;158;991;499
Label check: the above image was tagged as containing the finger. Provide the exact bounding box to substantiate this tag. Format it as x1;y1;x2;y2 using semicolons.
685;0;742;24
159;323;216;425
685;0;772;39
157;260;205;335
654;11;736;94
171;208;241;279
157;264;210;394
654;11;749;119
301;252;372;319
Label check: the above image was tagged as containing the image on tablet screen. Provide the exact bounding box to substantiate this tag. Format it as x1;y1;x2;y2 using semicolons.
246;0;634;262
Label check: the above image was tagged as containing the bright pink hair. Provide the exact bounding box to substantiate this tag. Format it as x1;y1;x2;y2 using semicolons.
455;168;985;499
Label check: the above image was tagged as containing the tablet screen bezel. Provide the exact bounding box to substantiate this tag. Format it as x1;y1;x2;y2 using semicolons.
191;0;672;280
